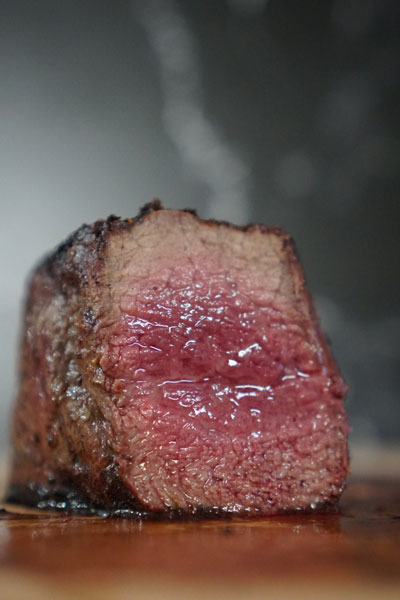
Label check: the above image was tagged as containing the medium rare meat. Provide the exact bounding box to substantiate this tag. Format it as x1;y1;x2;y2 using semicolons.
6;201;349;517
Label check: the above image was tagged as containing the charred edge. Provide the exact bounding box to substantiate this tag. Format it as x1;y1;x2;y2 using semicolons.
32;204;292;278
281;233;301;262
4;481;144;519
33;223;101;283
73;462;148;511
137;198;163;218
130;202;289;239
5;482;102;516
182;207;198;216
26;204;293;294
34;217;121;289
4;483;340;521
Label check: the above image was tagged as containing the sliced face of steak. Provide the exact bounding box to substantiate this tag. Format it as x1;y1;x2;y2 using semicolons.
7;203;349;517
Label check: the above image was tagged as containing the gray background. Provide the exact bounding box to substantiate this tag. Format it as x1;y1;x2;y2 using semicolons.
1;0;399;450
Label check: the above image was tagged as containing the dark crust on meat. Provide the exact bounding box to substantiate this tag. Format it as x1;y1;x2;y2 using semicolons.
5;481;340;520
6;212;159;514
6;201;346;516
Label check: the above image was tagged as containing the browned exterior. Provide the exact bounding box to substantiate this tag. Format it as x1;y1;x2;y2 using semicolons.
6;201;348;516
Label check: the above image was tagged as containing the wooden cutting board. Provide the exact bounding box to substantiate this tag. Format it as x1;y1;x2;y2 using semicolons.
0;447;399;600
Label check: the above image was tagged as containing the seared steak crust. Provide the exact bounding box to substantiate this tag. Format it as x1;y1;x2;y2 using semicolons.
6;202;349;517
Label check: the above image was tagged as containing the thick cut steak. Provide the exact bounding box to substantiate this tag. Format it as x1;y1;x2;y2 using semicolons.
7;202;349;517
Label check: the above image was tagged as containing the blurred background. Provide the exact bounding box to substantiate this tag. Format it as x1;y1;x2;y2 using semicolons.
0;0;399;453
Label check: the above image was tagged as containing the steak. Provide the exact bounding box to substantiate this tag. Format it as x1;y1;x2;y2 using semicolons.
6;201;349;517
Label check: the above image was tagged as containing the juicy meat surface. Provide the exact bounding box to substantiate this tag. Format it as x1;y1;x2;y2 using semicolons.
7;202;349;516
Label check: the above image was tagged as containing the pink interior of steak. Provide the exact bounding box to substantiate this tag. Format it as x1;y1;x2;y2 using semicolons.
94;212;348;514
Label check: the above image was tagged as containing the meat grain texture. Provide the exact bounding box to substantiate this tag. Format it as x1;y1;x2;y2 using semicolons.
7;202;349;517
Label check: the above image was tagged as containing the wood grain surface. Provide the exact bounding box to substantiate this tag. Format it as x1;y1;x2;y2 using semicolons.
0;446;399;599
